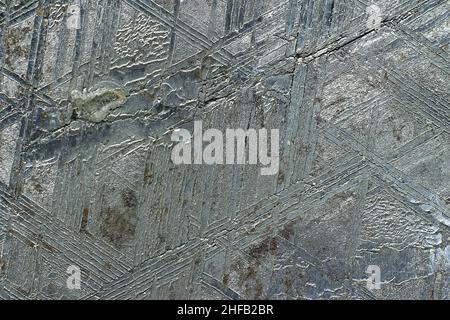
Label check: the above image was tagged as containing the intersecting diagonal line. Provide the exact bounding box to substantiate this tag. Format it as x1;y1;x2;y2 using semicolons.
0;181;134;294
0;0;39;27
75;0;450;299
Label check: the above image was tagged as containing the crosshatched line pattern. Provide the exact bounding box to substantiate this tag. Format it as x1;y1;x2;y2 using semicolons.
0;0;449;300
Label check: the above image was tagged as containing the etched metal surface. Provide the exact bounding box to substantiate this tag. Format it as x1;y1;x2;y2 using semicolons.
0;0;449;299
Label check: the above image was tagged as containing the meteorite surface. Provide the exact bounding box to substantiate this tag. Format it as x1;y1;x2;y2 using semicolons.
0;0;449;300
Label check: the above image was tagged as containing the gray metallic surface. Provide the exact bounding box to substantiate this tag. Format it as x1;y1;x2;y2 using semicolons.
0;0;449;299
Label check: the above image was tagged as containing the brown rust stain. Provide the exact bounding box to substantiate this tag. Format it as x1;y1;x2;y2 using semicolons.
225;234;282;299
279;222;295;240
80;208;89;232
4;27;31;67
283;277;293;290
222;273;230;286
99;189;138;249
121;189;138;208
143;163;153;186
248;236;278;260
100;207;137;249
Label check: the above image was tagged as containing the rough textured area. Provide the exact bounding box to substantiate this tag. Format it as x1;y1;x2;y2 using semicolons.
0;0;449;300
